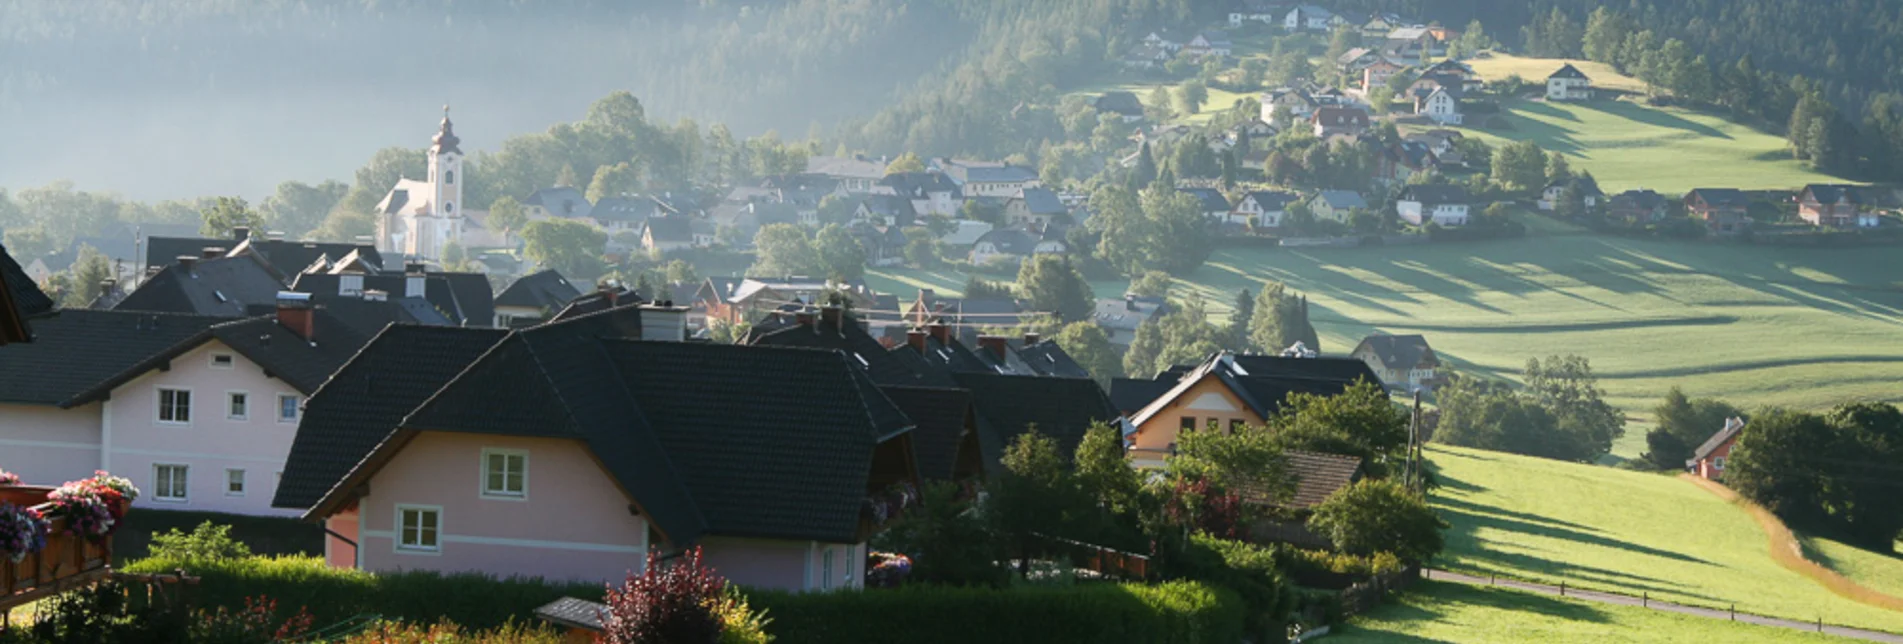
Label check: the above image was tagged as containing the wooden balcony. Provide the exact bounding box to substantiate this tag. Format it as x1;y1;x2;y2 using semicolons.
0;486;116;612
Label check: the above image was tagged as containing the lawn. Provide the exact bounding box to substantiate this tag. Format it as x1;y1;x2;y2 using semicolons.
1466;53;1649;94
1070;82;1253;125
1332;580;1864;643
1806;536;1903;603
870;228;1903;458
1429;444;1903;633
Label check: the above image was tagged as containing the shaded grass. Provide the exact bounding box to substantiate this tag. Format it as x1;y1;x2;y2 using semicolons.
1807;538;1903;602
1429;444;1903;632
1682;475;1903;614
1466;54;1649;94
1332;580;1865;643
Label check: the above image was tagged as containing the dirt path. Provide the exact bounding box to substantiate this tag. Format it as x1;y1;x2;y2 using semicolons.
1682;474;1903;613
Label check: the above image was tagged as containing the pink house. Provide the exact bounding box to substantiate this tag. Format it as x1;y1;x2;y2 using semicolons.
278;306;918;592
0;296;367;517
1688;417;1746;480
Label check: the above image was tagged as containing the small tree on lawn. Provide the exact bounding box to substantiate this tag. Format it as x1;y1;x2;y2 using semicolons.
1306;479;1447;562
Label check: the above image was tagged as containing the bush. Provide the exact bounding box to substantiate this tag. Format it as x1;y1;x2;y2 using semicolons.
1306;480;1447;562
147;521;251;562
121;555;601;630
600;548;725;644
750;581;1242;644
1179;536;1293;639
336;620;566;644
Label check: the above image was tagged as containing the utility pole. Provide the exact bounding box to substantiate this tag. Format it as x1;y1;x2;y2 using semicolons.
1407;390;1424;493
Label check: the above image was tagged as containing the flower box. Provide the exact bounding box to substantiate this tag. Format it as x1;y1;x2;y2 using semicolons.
0;475;134;611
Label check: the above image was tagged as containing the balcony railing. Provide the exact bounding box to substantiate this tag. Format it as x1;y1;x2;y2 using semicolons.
0;485;117;612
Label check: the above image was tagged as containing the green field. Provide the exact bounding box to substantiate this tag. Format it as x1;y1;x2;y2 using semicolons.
870;226;1903;455
1070;82;1254;126
1807;536;1903;602
1429;444;1903;632
1466;53;1650;94
1333;580;1863;643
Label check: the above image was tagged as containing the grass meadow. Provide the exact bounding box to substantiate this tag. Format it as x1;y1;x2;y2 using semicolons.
1427;444;1903;633
1332;581;1865;643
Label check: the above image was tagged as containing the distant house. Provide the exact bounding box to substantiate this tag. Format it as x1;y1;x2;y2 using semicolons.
115;254;285;317
1607;189;1670;224
1361;13;1408;39
855;193;919;228
1797;184;1883;228
494;270;581;327
1310;106;1371;138
1183;30;1233;58
1406;129;1464;162
1362;59;1406;92
1376;140;1440;186
1396;185;1472;227
1119;352;1382;468
696;276;875;325
1311;190;1368;223
1337;47;1380;74
1386;26;1446;59
1350;334;1443;392
1229;0;1281;26
1538;176;1604;212
1684;188;1751;235
1094;91;1146;122
1235;190;1300;229
522;187;592;220
877;172;962;217
1093;295;1169;347
1178;188;1233;222
1285;4;1340;32
851;223;910;268
968;228;1038;266
1421;59;1482;91
1261;88;1320;123
805;155;888;194
590;196;668;240
1123;43;1173;69
1415;86;1463;125
1546;64;1592;101
931;159;1041;198
1688;417;1746;480
640;216;714;253
1005;187;1070;228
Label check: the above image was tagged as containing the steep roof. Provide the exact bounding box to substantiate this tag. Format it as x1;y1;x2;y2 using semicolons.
1014;340;1091;379
1244;191;1301;211
1548;63;1589;80
1179;187;1232;212
1691;417;1747;463
859;193;919;222
972;229;1038;256
879;385;978;481
1801;184;1881;206
1687;188;1751;208
1353;334;1436;370
115;255;286;317
272;325;511;510
495;270;582;312
1109;377;1178;414
1;243;53;344
642;216;697;244
1015;187;1067;215
878;172;959;197
749;313;956;387
1139;353;1383;426
0;309;224;405
229;238;385;280
523;187;593;218
428;272;496;329
1279;450;1364;508
591;196;669;223
1398;184;1472;206
1315;190;1368;209
953;372;1117;474
144;235;226;270
67;311;372;406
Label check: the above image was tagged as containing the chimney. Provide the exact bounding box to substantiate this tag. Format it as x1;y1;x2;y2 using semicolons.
177;256;198;272
1125;294;1138;311
978;335;1008;360
795;309;817;326
231;226;250;242
819;305;842;328
927;322;949;345
201;246;226;259
638;303;688;342
1023;332;1040;346
405;262;426;274
362;289;388;302
276;291;315;341
906;328;927;353
406;265;427;299
339;272;364;296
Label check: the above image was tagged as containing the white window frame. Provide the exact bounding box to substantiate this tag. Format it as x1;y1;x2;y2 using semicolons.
157;387;192;425
209;353;235;369
1714;456;1727;470
277;393;301;424
480;448;530;500
225;468;246;496
226;391;249;421
821;547;835;590
395;505;443;554
153;464;189;502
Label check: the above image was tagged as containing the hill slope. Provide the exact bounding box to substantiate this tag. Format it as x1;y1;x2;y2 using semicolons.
1429;444;1903;632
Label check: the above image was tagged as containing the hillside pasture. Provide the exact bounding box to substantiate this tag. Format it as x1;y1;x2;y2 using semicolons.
1070;82;1253;126
1428;444;1903;633
1465;53;1649;94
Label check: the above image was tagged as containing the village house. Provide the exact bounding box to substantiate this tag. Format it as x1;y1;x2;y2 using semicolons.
1093;91;1146;123
1684;188;1752;235
1336;47;1380;74
116;253;288;317
288;267;497;330
851;223;909;268
1688;417;1747;480
1311;190;1368;223
1376;140;1440;186
522;187;592;221
931;159;1041;199
855;193;919;229
1538;176;1604;212
1311;106;1371;138
1122;43;1173;69
1285;4;1341;32
1421;59;1484;92
1004;187;1070;228
1235;190;1301;229
1362;59;1406;91
1179;188;1234;223
1606;189;1670;225
1546;64;1593;101
968;228;1038;266
1797;184;1884;228
1183;30;1233;58
492;270;582;328
805;155;888;194
1228;0;1280;27
0;245;49;345
1114;352;1382;468
1350;334;1443;392
1360;13;1409;39
1385;26;1446;60
877;172;962;217
1396;184;1472;227
1093;295;1169;347
695;276;877;325
1261;88;1320;124
1414;86;1463;125
640;216;715;253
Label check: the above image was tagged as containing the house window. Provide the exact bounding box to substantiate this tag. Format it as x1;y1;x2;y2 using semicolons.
227;392;248;420
154;464;188;501
1180;417;1197;434
481;449;528;499
226;469;246;496
1714;457;1727;470
397;506;441;552
278;394;300;423
1230;419;1245;433
822;548;835;590
445;170;454;184
210;354;234;369
158;388;191;424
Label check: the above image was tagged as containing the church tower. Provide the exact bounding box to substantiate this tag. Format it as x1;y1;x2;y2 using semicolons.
426;105;465;259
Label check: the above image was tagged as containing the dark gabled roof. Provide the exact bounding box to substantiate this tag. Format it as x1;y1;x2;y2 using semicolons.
903;335;994;376
0;309;224;405
1229;354;1384;385
291;294;451;337
231;239;385;281
1397;184;1472;206
67;311;372;407
1548;63;1589;80
523;187;593;218
272;325;511;510
1687;188;1751;208
427;272;496;330
1610;189;1667;211
115;255;286;317
1280;450;1363;508
1179;187;1232;212
952;372;1116;474
495;270;581;311
1;244;53;344
1014;187;1067;215
1801;184;1880;206
879;386;977;481
591;195;671;223
749;313;957;388
643;216;696;243
290;272;479;327
1110;377;1177;415
973;229;1038;255
859;193;919;222
878;172;959;198
144;235;225;270
1691;417;1747;463
1353;334;1436;370
1014;340;1091;379
1244;191;1300;211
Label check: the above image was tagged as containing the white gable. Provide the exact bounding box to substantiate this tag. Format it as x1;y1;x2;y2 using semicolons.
1185;391;1238;412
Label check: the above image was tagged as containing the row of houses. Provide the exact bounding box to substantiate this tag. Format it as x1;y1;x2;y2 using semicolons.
1546;184;1895;234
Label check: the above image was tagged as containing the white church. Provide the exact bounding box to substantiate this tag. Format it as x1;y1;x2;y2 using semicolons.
375;107;466;262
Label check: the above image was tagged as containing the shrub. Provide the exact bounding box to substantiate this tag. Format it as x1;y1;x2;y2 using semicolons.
750;581;1241;644
1306;480;1447;562
189;596;314;644
337;620;565;644
600;548;725;644
712;586;772;644
1179;536;1292;638
9;580;190;643
121;555;601;630
147;521;251;562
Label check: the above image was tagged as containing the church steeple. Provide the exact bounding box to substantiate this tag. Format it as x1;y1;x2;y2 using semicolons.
432;104;462;154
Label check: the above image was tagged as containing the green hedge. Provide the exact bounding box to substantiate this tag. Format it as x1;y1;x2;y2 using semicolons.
751;581;1242;644
122;555;600;630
